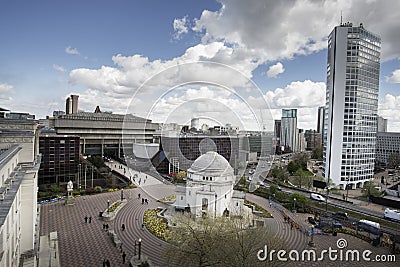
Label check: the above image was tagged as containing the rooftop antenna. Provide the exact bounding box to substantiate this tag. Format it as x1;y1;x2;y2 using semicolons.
340;10;343;25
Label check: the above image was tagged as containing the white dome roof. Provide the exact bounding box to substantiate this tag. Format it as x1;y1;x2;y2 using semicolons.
188;151;233;177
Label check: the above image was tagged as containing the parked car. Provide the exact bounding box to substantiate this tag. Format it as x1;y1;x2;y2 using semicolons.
310;193;326;202
384;208;400;222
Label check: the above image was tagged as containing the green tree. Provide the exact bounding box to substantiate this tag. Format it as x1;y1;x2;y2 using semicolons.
387;152;400;169
289;193;308;212
287;161;301;175
292;153;309;170
311;146;323;160
87;155;104;169
270;166;289;182
361;181;381;199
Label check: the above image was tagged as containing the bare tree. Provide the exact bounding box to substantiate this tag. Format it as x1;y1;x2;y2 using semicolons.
165;213;287;267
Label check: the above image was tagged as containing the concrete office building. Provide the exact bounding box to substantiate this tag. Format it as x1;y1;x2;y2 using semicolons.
0;114;41;266
280;109;297;153
323;23;381;189
54;110;159;158
317;106;325;135
305;130;322;151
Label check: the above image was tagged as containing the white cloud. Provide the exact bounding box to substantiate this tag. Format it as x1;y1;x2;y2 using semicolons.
0;83;14;100
267;62;285;78
53;64;66;72
386;69;400;83
173;16;189;40
65;46;79;55
193;0;400;61
378;94;400;131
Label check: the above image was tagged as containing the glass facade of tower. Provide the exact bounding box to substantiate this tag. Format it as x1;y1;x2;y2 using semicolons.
323;23;381;188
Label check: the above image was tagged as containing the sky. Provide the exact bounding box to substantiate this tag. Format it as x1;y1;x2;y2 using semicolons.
1;0;400;131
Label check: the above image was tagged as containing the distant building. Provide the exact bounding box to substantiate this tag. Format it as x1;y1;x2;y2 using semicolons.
323;23;381;189
377;116;388;132
152;135;239;175
190;118;200;130
65;94;79;114
297;129;306;152
38;130;80;186
375;132;400;166
280;109;297;152
305;130;322;151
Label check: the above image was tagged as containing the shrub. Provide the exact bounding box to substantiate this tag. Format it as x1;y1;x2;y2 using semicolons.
94;186;103;193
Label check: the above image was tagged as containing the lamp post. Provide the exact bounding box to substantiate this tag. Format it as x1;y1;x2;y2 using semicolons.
293;197;296;212
78;164;81;190
121;188;124;201
345;177;350;201
138;238;142;260
107;199;110;213
325;187;329;215
308;225;315;247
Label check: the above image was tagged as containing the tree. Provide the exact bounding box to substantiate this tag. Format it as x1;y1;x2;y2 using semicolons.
289;193;308;212
311;146;323;160
270;166;289;182
291;153;309;170
287;161;301;175
87;155;104;169
387;152;400;169
361;181;381;199
165;214;287;267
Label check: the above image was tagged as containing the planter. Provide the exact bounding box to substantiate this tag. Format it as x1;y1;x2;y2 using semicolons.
102;199;127;221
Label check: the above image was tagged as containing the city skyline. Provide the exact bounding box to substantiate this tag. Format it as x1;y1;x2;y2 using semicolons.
1;0;400;131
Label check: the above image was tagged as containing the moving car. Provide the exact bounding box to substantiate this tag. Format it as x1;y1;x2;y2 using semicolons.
384;208;400;222
333;212;349;220
310;193;326;202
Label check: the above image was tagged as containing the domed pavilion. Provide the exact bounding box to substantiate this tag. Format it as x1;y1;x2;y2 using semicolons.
175;151;245;218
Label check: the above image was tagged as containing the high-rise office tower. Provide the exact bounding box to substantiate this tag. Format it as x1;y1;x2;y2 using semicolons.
66;94;79;114
323;22;381;189
280;109;297;152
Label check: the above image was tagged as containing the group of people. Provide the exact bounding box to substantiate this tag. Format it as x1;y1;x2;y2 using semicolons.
84;216;92;223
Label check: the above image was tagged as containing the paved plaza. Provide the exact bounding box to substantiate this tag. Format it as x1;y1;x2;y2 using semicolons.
39;164;398;266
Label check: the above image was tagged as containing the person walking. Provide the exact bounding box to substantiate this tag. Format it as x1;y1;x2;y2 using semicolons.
138;193;141;199
103;259;106;267
121;223;125;231
106;259;110;267
122;251;127;264
89;216;92;223
84;216;88;223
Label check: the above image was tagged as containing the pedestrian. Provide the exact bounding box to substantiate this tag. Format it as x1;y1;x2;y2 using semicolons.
122;251;127;264
120;242;123;252
103;259;106;267
145;199;148;204
142;198;144;204
142;223;144;229
89;216;92;223
291;223;293;230
84;216;88;223
106;224;109;230
102;223;105;230
138;193;141;199
121;223;125;231
106;259;110;267
342;194;346;200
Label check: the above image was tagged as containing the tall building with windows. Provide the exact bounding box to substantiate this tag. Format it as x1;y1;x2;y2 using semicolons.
65;94;79;114
323;22;381;189
280;109;297;152
317;106;325;136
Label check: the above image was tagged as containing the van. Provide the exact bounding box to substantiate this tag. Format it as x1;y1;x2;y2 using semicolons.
310;193;326;202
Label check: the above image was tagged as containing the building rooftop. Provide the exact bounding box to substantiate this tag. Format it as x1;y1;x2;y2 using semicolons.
188;151;233;177
58;112;151;123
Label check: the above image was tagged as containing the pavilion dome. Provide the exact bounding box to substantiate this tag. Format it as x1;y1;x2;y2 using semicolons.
188;151;233;178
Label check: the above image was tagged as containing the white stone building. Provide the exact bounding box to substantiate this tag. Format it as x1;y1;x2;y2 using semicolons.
175;151;245;218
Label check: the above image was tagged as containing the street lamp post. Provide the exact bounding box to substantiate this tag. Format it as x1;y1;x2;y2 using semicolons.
121;188;124;201
138;238;142;260
107;199;110;213
325;187;329;215
308;225;315;247
293;197;296;212
91;166;94;188
345;177;350;201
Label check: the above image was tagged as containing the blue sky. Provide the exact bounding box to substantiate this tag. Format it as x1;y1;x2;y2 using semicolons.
1;0;400;131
